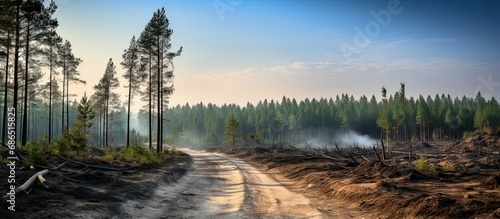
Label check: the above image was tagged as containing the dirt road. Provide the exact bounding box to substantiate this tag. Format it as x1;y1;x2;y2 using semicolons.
121;149;362;219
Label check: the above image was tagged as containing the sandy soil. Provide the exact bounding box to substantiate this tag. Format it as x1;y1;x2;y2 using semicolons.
5;132;499;218
229;141;500;219
1;148;365;218
118;148;365;218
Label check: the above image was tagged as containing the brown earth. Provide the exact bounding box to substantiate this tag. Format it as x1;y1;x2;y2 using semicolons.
2;131;499;218
226;132;500;218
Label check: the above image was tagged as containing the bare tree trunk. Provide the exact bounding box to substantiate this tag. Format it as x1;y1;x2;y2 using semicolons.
61;60;66;134
21;19;30;146
105;93;109;147
13;2;20;143
156;36;161;153
2;30;11;145
126;66;132;148
48;53;53;144
148;50;152;150
380;138;386;160
65;68;69;131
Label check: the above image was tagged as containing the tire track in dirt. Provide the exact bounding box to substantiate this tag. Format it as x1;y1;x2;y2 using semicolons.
121;149;248;218
121;149;360;218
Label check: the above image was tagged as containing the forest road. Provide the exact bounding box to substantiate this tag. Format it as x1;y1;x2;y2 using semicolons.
122;148;360;219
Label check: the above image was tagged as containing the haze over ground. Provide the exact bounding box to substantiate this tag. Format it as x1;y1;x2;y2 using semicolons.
51;0;500;111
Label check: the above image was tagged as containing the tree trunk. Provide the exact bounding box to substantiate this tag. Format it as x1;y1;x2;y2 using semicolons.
105;92;109;147
21;19;30;146
61;60;66;134
126;66;132;148
13;2;20;143
2;30;11;145
148;50;152;150
156;36;161;153
48;39;54;143
159;44;164;153
66;67;69;131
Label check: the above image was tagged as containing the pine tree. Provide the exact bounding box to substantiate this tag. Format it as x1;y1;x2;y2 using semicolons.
40;0;61;143
445;106;457;138
121;35;142;148
0;0;16;145
69;93;95;153
139;7;182;153
416;95;430;141
224;114;242;151
399;83;408;142
377;86;392;154
58;40;83;133
93;59;119;147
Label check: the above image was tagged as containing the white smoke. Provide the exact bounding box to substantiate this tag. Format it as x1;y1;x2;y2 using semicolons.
303;130;377;149
129;113;148;135
333;130;377;147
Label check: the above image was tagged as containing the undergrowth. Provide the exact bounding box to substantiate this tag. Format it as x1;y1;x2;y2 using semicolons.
102;145;183;165
22;138;48;166
414;157;437;175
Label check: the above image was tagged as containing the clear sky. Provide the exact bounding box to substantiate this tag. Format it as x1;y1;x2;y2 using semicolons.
51;0;500;109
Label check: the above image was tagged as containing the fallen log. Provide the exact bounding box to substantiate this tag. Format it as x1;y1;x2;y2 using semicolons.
33;161;68;171
2;169;49;201
37;175;51;189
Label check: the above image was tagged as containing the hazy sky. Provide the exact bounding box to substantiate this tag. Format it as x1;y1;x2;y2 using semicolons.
51;0;500;109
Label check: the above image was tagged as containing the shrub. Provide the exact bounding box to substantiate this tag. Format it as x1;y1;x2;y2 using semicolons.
462;131;472;140
49;131;71;156
101;146;182;165
23;139;48;166
439;165;455;172
414;157;436;175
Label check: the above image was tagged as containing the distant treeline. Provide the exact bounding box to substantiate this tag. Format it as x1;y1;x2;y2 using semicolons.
157;91;499;147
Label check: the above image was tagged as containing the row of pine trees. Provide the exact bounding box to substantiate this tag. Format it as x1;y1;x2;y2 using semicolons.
160;85;500;147
90;7;182;152
0;0;85;147
0;1;182;152
1;1;498;150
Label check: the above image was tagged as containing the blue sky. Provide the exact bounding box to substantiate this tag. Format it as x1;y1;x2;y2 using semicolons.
52;0;500;108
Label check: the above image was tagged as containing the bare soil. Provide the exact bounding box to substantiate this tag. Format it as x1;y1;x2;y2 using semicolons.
228;132;500;218
0;152;191;219
2;131;499;218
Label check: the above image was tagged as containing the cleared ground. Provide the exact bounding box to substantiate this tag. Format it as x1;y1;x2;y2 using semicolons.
120;148;364;218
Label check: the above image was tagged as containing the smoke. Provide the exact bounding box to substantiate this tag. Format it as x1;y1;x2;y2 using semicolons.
129;113;148;135
332;130;377;147
304;129;377;148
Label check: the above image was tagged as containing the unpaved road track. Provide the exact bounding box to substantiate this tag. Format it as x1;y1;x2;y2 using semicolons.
122;149;362;218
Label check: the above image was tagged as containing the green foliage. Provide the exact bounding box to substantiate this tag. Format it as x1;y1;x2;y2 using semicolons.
414;157;436;175
166;124;184;146
439;165;455;172
102;146;182;165
462;131;472;140
223;114;242;151
378;86;393;150
50;130;71;155
247;127;261;147
130;129;147;146
204;130;221;146
52;95;95;155
23;138;48;166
